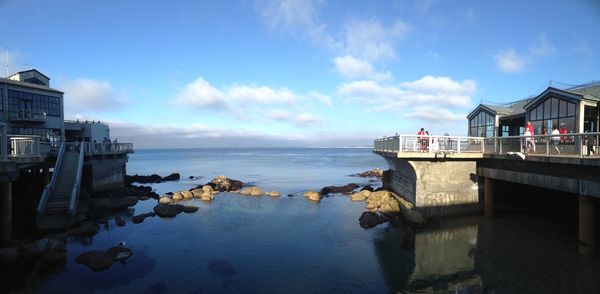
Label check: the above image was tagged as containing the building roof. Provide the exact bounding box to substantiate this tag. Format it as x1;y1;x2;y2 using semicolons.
10;69;51;80
565;82;600;102
0;77;63;94
467;97;532;119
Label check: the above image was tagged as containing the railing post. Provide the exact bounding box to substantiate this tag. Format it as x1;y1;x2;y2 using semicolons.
457;138;461;153
0;124;6;161
546;135;550;156
397;136;402;154
578;135;583;158
499;138;503;154
520;138;524;153
413;136;417;151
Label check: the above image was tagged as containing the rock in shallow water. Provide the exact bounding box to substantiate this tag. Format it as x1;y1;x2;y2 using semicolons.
303;191;321;202
181;206;199;213
132;212;156;224
320;183;359;195
159;196;173;204
153;204;184;218
75;250;114;271
359;211;383;229
106;246;133;261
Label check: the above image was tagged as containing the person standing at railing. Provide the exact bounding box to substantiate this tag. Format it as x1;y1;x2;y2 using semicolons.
525;121;535;153
417;128;425;151
551;125;561;154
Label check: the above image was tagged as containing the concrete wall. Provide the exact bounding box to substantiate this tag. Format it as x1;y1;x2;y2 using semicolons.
383;157;481;217
83;157;127;193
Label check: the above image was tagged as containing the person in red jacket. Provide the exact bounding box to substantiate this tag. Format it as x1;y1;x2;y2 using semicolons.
417;128;425;151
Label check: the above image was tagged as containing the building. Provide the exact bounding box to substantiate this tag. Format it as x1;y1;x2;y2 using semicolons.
0;69;64;143
467;82;600;137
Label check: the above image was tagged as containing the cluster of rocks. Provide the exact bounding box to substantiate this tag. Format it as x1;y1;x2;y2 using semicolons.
125;172;181;184
351;168;384;178
320;183;359;195
153;203;199;218
348;189;425;228
75;245;133;271
0;237;67;265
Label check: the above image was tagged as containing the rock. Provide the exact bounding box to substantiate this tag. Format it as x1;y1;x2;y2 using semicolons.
172;192;183;201
240;186;263;196
132;212;156;224
0;247;20;263
68;222;99;237
200;193;214;201
97;218;108;224
320;183;359;195
106;246;133;261
352;168;384;178
303;191;321;202
139;195;151;201
75;250;114;271
210;176;243;192
359;212;382;228
181;190;194;199
350;190;371;202
21;238;50;258
153;204;184;218
162;173;181;182
191;188;204;198
115;217;126;227
360;185;374;192
367;190;390;202
42;250;66;263
401;209;426;225
181;206;199;213
159;196;173;204
202;185;214;194
265;191;280;197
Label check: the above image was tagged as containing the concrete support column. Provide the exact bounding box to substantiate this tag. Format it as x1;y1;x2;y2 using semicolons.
579;195;596;256
42;167;50;186
484;177;494;217
0;182;12;244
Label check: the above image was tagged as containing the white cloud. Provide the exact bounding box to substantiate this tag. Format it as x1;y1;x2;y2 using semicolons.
265;109;290;121
173;77;227;108
294;112;320;124
332;55;392;81
308;91;333;107
60;78;127;115
343;19;410;62
494;49;525;73
228;85;297;105
529;33;556;57
338;76;477;123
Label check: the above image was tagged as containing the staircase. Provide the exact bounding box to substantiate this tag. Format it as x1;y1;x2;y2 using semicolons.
37;142;85;230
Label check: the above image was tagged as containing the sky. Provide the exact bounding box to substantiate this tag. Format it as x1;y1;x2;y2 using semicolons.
1;0;599;148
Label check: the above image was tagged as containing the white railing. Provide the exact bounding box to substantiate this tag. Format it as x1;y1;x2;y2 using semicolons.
8;135;41;158
374;133;600;158
84;142;134;155
37;141;65;219
69;141;85;217
374;135;485;153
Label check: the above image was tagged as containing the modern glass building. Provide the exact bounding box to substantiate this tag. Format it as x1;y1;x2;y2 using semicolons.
0;69;64;141
467;83;600;137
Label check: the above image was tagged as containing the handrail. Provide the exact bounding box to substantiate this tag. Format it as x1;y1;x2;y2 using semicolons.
68;141;85;217
37;141;65;218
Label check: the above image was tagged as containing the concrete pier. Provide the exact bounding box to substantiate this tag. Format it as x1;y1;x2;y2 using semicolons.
0;182;12;243
578;195;596;255
484;177;494;218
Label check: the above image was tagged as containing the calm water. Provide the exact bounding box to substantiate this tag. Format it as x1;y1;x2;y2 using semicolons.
37;148;600;293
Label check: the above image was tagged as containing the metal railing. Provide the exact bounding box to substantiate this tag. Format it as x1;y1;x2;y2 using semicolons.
68;141;85;217
37;141;65;219
8;109;47;123
374;135;485;153
84;142;134;155
8;135;41;158
374;133;600;158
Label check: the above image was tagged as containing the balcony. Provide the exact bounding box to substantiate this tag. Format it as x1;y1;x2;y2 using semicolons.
8;109;47;123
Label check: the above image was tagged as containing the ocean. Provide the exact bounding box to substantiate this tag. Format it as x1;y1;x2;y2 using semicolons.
36;148;600;293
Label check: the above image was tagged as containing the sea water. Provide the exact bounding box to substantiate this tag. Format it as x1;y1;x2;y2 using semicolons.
37;148;600;293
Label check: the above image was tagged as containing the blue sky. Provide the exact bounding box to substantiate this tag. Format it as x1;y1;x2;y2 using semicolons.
1;0;599;147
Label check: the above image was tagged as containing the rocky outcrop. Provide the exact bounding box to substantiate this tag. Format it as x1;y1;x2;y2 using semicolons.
239;187;264;196
153;204;184;218
172;192;183;201
210;176;243;192
265;191;280;197
303;191;321;202
364;190;425;225
191;185;216;201
115;217;126;227
0;247;19;263
352;168;384;177
126;173;181;184
181;206;199;213
350;190;371;202
68;221;99;237
181;190;194;199
21;238;50;258
320;183;359;195
132;212;156;224
75;250;114;271
359;212;384;228
159;196;173;204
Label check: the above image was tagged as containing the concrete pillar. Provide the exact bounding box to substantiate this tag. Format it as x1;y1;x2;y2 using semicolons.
42;167;50;186
0;182;12;244
579;195;596;256
484;177;494;217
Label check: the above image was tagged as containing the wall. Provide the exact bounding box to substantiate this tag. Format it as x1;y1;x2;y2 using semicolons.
83;157;127;193
383;157;481;217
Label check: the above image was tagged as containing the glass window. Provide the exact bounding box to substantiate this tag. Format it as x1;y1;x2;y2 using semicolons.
559;100;567;117
536;104;543;120
530;110;536;121
567;102;576;116
544;99;551;119
551;98;558;118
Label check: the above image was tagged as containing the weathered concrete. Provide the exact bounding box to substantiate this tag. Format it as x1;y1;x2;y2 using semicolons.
382;157;480;218
0;182;12;243
484;177;494;217
578;195;596;255
83;157;128;193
